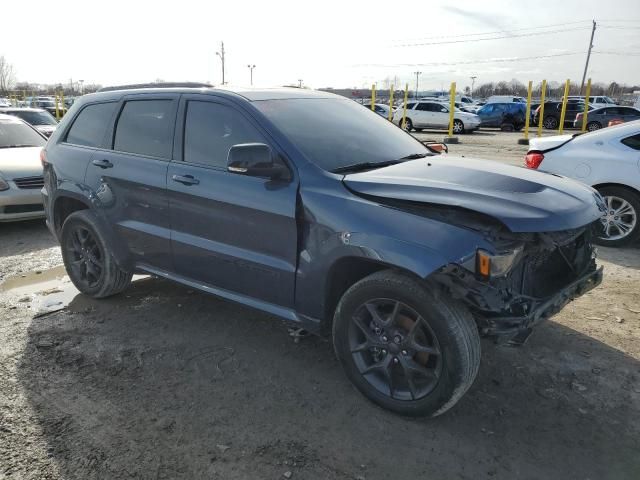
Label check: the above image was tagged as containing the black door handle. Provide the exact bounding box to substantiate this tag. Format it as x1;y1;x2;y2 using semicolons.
172;174;200;186
92;159;113;169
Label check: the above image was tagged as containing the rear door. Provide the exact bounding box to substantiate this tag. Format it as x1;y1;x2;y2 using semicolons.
413;102;432;127
166;95;299;308
431;103;450;128
83;94;178;270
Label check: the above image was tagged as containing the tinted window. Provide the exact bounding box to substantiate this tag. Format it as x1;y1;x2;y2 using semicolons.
0;118;46;148
66;102;116;147
183;101;265;168
604;108;621;115
405;103;416;110
10;110;57;126
621;134;640;151
114;100;173;158
621;108;640;116
254;98;429;172
416;103;430;111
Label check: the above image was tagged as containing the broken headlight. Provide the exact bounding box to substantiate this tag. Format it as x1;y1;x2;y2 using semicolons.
462;245;524;279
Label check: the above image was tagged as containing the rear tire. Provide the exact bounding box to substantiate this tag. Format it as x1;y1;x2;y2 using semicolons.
594;186;640;247
587;121;602;132
332;270;481;417
452;119;465;134
403;118;414;132
61;210;132;298
543;116;558;129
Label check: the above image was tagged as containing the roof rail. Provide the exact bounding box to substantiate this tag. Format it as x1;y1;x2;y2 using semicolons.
97;82;213;92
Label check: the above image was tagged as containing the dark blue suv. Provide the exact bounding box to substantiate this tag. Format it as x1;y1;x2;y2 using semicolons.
477;102;527;130
42;84;603;417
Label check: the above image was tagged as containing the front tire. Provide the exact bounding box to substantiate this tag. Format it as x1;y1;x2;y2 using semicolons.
332;270;481;417
452;119;464;134
61;210;132;298
403;118;414;132
594;186;640;247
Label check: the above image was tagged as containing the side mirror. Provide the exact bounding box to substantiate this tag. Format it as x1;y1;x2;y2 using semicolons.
227;143;288;180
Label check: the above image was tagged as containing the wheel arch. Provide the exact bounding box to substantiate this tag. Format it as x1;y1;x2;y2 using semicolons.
592;182;640;197
52;193;90;234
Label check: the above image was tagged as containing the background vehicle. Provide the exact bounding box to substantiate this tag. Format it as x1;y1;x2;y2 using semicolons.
0;114;47;222
575;106;640;131
526;120;640;246
370;103;391;117
0;98;11;107
533;100;591;129
0;107;58;137
568;95;616;106
476;102;526;130
29;97;66;117
392;100;480;133
486;95;526;104
43;85;602;417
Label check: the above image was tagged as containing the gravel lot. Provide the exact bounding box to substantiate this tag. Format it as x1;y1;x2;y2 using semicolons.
1;131;639;479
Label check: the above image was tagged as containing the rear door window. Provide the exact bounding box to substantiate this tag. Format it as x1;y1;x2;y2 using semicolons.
65;102;117;148
113;100;174;159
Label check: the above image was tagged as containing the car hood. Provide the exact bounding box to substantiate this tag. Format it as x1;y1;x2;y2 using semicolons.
0;147;44;179
342;156;604;232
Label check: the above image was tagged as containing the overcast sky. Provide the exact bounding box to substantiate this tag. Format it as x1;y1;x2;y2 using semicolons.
3;0;639;91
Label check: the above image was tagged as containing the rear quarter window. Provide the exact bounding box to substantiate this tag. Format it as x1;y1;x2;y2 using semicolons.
621;134;640;151
65;102;117;148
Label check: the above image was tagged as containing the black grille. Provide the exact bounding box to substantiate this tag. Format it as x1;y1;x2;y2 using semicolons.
3;204;44;214
13;176;44;189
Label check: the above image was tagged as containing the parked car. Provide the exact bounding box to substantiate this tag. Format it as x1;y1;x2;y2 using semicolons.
370;103;391;118
533;100;591;129
392;100;481;133
574;106;640;131
526;120;640;246
30;97;66;117
486;95;526;104
0;107;59;137
0;97;11;107
476;102;526;130
0;114;47;222
43;84;603;417
567;95;616;106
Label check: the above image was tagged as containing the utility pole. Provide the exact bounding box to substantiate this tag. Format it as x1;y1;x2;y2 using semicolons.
413;71;422;99
216;41;226;85
580;20;596;95
470;76;477;98
298;79;303;88
247;64;256;86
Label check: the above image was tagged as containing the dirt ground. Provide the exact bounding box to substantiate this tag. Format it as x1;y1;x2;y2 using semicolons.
1;132;639;479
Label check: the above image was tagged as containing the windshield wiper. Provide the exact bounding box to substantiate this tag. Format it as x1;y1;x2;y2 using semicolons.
398;152;430;160
331;159;406;174
0;144;39;149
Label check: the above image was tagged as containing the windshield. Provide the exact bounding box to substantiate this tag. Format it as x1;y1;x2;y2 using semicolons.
0;119;46;148
254;98;428;172
11;110;57;126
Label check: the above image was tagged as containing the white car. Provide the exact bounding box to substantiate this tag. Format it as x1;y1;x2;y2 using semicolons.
0;114;47;222
392;100;481;134
486;95;526;104
525;120;640;246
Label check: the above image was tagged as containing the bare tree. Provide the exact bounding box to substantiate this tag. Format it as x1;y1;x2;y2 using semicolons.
0;56;15;94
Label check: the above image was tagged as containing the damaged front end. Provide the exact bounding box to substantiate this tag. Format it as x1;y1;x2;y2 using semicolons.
432;225;603;344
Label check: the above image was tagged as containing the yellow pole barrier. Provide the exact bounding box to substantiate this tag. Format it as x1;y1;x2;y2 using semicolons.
524;81;533;140
388;85;394;121
61;90;65;117
447;82;456;137
558;79;570;134
401;83;409;130
54;93;60;120
370;84;376;111
537;79;547;137
581;78;592;132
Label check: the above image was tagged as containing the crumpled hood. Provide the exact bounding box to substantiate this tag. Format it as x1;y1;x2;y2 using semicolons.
343;156;604;232
0;147;43;179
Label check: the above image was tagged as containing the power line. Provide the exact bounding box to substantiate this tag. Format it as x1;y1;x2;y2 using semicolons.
593;51;640;56
391;20;592;43
392;26;590;48
353;51;585;68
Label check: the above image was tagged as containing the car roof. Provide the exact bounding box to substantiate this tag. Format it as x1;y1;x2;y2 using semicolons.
88;84;339;102
0;113;26;123
0;107;47;113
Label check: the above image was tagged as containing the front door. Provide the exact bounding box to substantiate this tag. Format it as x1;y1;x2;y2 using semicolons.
167;95;299;308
